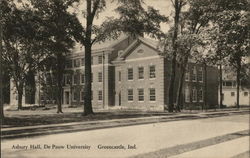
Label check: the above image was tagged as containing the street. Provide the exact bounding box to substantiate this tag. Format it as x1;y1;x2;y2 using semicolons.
1;114;249;158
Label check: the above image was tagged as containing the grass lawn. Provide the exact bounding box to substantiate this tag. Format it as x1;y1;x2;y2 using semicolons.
2;105;249;128
2;106;174;128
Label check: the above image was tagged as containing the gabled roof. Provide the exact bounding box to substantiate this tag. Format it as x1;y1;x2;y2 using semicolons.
115;36;161;61
71;35;129;55
68;35;131;58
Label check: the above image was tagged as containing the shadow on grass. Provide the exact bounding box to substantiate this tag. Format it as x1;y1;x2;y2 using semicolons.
2;111;174;128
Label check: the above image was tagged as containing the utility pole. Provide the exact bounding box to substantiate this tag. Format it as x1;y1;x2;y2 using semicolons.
0;0;4;118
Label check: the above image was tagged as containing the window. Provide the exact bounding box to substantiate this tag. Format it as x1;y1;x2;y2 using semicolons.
138;67;144;79
138;89;144;101
231;92;235;96
149;88;156;101
223;81;232;87
63;75;66;85
197;67;203;82
244;92;248;96
98;55;103;64
198;88;203;102
98;90;102;101
191;66;197;81
65;60;72;68
64;75;70;85
149;65;156;78
128;68;133;80
232;81;236;87
81;58;85;66
73;91;78;101
118;71;121;82
185;71;190;81
81;91;84;101
128;89;133;101
98;72;102;82
73;73;79;85
74;59;80;67
185;86;190;102
81;74;85;84
137;49;144;54
192;88;197;102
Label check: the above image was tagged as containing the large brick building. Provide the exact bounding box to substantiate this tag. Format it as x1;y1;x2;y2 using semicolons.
60;36;218;110
10;35;219;110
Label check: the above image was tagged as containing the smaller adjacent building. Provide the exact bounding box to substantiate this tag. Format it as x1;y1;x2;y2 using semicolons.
183;63;218;110
219;80;249;106
218;57;250;107
10;76;41;107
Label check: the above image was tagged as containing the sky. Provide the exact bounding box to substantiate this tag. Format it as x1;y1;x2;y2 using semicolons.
75;0;173;33
17;0;173;33
71;0;173;52
16;0;173;52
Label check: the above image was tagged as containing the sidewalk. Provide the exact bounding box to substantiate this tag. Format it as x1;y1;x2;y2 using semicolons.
170;136;249;158
1;108;249;140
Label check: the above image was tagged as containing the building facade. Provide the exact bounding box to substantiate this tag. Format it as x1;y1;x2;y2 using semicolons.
218;80;250;107
61;36;218;110
10;36;219;110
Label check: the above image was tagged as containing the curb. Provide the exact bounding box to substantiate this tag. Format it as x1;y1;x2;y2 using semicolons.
1;110;249;140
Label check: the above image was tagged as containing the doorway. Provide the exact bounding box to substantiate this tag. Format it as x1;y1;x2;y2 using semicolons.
65;91;70;105
118;92;121;106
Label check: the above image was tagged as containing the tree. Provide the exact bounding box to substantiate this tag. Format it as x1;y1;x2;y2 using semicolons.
30;0;83;113
192;45;216;110
107;0;168;38
166;0;187;112
2;3;47;110
0;0;4;118
206;26;230;109
198;0;250;109
213;0;250;108
174;0;212;111
241;62;250;89
174;34;204;111
77;0;167;115
78;0;107;115
39;57;58;105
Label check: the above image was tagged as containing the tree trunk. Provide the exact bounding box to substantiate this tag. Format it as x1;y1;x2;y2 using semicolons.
219;64;223;108
176;53;189;111
176;70;184;112
204;63;207;110
167;0;181;112
83;0;94;115
17;84;24;110
0;4;3;118
56;54;63;113
236;62;241;109
84;44;94;115
0;65;3;118
69;84;72;107
168;59;176;112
